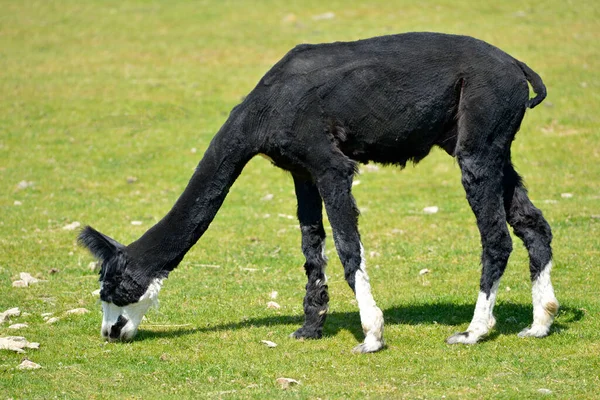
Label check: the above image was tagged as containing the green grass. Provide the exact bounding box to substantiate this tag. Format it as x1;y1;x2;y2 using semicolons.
1;0;599;398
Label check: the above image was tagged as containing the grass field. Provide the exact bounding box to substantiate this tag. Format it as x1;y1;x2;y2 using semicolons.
1;0;599;398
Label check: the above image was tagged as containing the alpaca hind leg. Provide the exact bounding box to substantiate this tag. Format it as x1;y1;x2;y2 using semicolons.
445;88;530;344
503;162;558;338
291;175;329;339
447;153;512;344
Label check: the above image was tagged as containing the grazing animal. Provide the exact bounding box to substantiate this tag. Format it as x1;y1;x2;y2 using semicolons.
79;32;558;352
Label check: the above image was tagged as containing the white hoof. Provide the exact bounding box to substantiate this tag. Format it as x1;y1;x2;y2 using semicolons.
446;331;482;345
518;325;550;338
352;339;385;353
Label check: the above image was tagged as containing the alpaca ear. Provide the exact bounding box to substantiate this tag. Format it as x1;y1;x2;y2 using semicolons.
78;226;125;261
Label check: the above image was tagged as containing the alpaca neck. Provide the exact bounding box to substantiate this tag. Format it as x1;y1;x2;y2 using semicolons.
127;110;255;275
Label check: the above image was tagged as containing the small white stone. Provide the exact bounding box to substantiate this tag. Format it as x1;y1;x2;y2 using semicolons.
41;313;53;318
17;359;41;370
261;193;274;201
538;388;552;395
0;307;21;324
46;317;60;324
27;341;40;350
16;181;33;190
190;147;197;153
423;206;439;214
8;323;28;330
14;200;22;206
19;273;40;285
561;193;573;198
261;340;278;348
62;221;81;231
267;301;281;309
352;180;361;186
12;280;27;288
276;377;300;389
91;289;101;296
131;220;142;226
0;336;39;353
269;291;278;299
419;268;431;276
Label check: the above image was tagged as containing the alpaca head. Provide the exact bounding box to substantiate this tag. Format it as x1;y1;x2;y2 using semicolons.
78;226;162;341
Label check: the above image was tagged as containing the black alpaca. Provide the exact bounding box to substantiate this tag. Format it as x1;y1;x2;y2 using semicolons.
79;32;558;352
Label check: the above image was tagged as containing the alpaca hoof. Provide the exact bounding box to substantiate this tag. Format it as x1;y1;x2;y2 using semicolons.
290;327;322;340
352;340;385;354
518;325;549;338
446;331;480;345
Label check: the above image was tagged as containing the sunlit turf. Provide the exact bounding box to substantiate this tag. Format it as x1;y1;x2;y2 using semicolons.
1;0;599;398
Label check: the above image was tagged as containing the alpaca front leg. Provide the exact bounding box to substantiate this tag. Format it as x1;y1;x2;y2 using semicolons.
316;166;385;353
291;176;329;339
291;233;329;339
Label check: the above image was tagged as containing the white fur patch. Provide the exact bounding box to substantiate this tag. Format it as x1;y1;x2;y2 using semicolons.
519;261;558;338
352;244;384;353
447;281;499;344
469;281;499;333
101;278;162;341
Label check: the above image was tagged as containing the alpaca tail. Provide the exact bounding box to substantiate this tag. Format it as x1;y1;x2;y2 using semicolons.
517;60;547;109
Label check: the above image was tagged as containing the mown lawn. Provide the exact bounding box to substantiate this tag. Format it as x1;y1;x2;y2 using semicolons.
1;0;599;398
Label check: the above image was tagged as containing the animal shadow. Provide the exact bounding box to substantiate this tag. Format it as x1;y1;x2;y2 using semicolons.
136;302;583;343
